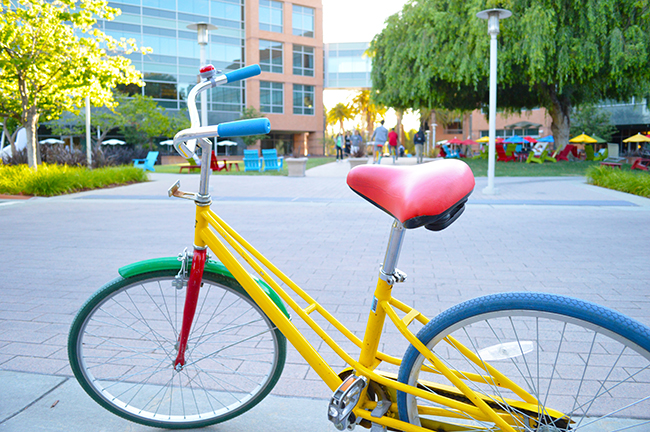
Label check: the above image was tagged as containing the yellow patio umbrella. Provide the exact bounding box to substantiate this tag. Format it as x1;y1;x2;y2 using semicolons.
569;133;598;143
476;136;490;143
622;133;650;143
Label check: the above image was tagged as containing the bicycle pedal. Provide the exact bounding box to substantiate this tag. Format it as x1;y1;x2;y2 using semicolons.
327;375;367;431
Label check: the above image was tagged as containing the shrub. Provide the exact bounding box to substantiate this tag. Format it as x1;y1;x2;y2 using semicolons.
586;165;650;198
0;164;148;197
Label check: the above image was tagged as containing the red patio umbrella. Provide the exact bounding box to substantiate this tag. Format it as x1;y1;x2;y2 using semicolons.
448;137;463;144
461;139;478;146
495;137;505;144
524;136;537;143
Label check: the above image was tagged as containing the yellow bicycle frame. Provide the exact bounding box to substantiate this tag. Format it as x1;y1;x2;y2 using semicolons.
191;203;557;432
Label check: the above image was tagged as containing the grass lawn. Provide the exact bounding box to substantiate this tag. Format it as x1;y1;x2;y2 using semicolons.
154;157;335;175
462;158;603;177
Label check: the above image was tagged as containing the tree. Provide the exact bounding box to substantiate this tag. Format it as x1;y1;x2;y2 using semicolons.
351;90;387;139
0;0;147;169
370;0;650;147
326;103;354;135
238;106;269;147
116;95;187;148
49;95;190;149
570;105;618;142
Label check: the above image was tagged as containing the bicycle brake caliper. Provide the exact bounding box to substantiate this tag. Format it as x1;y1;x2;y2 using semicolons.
173;248;190;290
327;375;368;431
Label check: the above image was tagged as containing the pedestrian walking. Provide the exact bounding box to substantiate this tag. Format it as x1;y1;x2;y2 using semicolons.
344;133;351;158
335;134;343;161
350;130;364;155
388;127;399;164
414;127;426;164
370;120;388;164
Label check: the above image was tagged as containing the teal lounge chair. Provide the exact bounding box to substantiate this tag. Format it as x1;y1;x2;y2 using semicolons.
133;151;158;171
261;149;284;171
243;149;262;172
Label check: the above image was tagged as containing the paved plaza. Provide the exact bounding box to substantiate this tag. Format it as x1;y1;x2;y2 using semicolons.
1;158;649;431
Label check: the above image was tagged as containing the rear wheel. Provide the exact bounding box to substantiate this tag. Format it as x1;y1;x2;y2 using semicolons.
69;270;286;429
397;292;650;431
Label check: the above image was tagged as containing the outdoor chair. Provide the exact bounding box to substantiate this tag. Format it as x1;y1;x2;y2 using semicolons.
552;144;575;162
594;148;608;162
243;149;262;172
526;142;556;164
505;143;517;158
496;144;515;162
261;149;284;171
133;151;159;171
631;158;650;171
585;145;595;161
442;144;460;158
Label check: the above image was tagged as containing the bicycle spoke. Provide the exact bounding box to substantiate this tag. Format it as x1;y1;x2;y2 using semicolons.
71;275;285;426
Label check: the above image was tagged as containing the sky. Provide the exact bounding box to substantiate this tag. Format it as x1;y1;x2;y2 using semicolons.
321;0;418;131
322;0;409;43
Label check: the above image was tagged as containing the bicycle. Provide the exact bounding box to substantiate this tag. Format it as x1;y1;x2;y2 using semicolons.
68;64;650;431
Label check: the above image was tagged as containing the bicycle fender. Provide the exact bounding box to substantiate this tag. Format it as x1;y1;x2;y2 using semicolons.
118;257;291;319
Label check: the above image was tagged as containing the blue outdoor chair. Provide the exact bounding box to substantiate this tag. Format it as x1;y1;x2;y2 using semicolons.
133;151;159;171
442;144;460;158
243;149;262;172
261;149;284;172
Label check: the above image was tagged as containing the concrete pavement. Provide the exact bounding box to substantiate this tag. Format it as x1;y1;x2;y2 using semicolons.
1;158;649;431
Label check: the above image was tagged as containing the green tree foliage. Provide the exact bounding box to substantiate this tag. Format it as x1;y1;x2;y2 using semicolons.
116;95;188;148
49;95;190;148
326;103;354;134
370;0;650;147
238;106;269;147
351;90;387;139
0;0;148;169
569;105;618;142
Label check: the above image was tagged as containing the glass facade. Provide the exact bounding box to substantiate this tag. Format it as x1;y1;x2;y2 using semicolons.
259;0;283;33
292;44;314;77
325;42;371;89
293;84;314;115
100;0;245;124
259;39;283;73
260;81;284;114
292;5;314;37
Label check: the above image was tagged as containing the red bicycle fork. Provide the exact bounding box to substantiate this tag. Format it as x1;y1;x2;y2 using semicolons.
173;248;207;370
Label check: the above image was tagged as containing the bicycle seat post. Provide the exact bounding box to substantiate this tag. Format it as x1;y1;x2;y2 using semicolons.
380;220;406;283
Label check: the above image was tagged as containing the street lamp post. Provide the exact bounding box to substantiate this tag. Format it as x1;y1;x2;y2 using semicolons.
476;8;511;195
187;22;218;128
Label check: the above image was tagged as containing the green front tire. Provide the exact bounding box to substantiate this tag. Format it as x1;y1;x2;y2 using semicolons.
68;269;286;429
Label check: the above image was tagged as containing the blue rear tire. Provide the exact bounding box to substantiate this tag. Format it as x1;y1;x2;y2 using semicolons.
397;292;650;430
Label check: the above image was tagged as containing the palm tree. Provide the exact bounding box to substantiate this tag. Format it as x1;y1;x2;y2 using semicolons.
326;103;354;135
351;90;387;139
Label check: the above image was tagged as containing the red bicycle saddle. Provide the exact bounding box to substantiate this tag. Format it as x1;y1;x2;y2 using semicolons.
346;159;475;231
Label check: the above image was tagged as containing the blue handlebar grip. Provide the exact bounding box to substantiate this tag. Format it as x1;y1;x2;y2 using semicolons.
217;118;271;137
225;65;262;83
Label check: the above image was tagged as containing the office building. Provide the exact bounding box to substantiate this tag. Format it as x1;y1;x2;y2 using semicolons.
99;0;324;156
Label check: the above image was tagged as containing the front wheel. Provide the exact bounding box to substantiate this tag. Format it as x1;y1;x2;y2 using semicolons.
68;269;286;429
397;292;650;431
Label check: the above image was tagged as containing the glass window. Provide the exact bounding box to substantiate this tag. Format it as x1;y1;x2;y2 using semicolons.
260;81;283;114
142;0;176;10
292;44;313;76
178;0;208;15
211;1;241;21
293;84;313;115
259;40;283;73
292;5;314;37
144;81;178;99
259;0;282;33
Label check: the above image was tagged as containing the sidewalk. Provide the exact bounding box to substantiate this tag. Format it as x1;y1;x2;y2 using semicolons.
1;159;649;431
